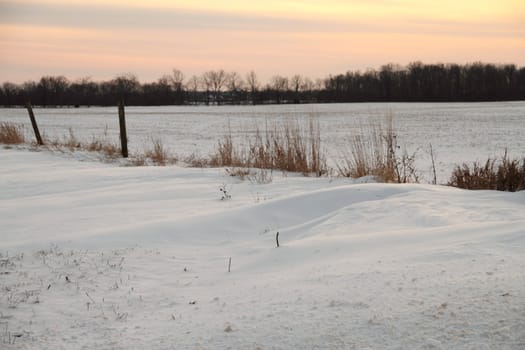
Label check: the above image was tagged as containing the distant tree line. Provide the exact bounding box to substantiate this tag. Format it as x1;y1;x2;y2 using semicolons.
1;62;524;107
325;63;525;102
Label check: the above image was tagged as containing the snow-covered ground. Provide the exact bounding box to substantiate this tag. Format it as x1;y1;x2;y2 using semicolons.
1;102;525;183
1;148;524;349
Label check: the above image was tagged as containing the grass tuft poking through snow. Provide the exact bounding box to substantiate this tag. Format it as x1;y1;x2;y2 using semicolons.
335;116;418;183
0;122;25;145
210;119;327;176
145;138;170;166
449;151;525;191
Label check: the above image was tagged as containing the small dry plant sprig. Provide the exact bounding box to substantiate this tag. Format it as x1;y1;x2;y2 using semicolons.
220;184;232;200
0;122;25;144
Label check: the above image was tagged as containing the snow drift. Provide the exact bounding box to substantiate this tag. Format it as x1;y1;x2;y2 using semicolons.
1;149;524;349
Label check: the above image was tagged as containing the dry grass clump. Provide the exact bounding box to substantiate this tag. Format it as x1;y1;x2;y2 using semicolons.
49;133;173;165
211;119;327;176
40;130;120;160
64;128;82;150
336;124;393;181
128;154;147;166
211;132;239;167
497;155;525;191
336;117;418;183
145;138;169;166
86;137;120;159
0;122;25;144
449;152;525;191
225;167;273;184
184;153;210;167
225;167;252;179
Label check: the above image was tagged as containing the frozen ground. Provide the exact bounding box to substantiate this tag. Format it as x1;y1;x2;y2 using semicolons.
1;148;524;349
1;102;525;183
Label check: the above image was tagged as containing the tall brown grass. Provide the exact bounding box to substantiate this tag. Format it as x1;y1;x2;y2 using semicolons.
145;138;169;166
86;138;120;159
449;151;525;191
212;128;238;167
64;128;82;150
0;122;25;144
210;119;327;176
335;117;418;183
2;117;424;181
336;123;392;180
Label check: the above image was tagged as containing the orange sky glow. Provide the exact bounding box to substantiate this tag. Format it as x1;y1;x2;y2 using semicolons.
1;0;524;83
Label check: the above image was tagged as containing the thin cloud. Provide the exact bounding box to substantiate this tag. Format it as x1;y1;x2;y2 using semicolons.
1;0;524;83
1;0;523;38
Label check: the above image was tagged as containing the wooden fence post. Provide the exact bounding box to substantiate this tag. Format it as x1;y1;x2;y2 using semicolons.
118;100;128;158
25;101;44;145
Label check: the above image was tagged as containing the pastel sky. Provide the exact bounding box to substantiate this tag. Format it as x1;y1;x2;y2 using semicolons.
1;0;524;83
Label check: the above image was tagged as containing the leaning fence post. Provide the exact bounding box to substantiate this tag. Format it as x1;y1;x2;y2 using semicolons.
118;100;128;158
25;101;44;145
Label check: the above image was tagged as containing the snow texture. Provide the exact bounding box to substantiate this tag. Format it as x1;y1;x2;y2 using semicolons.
1;146;524;349
2;102;525;349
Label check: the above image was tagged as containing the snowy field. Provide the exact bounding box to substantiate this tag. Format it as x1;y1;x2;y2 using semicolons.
1;102;525;183
1;102;525;349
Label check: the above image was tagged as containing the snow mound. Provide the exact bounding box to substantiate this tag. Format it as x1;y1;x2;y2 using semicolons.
1;149;524;349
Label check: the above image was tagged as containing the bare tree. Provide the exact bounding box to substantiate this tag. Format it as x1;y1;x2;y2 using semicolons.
37;76;70;106
111;73;140;103
202;69;227;105
211;70;228;95
301;77;314;91
200;73;212;105
186;75;200;91
69;77;98;106
227;71;244;92
314;78;325;91
1;82;19;106
290;75;303;93
246;70;259;105
157;75;171;87
226;71;244;104
290;74;303;103
270;75;288;104
300;77;315;102
168;69;185;104
170;69;185;91
186;75;201;104
271;75;288;91
155;75;174;104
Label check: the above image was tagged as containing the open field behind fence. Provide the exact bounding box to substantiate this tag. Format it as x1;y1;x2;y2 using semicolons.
1;102;524;183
